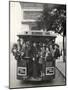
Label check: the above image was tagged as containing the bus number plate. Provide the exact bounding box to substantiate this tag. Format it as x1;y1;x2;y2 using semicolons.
46;67;54;75
17;67;27;76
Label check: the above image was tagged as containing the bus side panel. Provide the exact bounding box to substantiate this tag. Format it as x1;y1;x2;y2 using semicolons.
44;61;55;80
17;60;27;80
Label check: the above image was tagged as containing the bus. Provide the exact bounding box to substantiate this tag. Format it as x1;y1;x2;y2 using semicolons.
12;30;56;81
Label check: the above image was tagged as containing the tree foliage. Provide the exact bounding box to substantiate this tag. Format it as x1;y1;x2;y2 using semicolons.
36;4;66;36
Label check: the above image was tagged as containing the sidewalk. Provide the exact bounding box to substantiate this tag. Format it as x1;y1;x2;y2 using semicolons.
56;56;66;78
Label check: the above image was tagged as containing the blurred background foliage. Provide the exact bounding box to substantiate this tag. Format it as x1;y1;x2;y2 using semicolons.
36;4;66;36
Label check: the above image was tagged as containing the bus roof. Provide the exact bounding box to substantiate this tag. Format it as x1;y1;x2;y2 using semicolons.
17;31;56;38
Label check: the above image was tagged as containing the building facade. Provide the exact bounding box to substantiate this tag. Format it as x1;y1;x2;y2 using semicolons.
20;2;44;31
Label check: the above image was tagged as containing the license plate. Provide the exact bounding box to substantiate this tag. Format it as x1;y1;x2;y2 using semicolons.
17;67;27;76
46;67;54;75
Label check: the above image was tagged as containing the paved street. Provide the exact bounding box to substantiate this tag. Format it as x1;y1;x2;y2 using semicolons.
10;54;66;88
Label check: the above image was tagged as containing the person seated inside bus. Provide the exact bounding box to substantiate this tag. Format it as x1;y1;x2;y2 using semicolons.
24;41;31;57
20;40;31;58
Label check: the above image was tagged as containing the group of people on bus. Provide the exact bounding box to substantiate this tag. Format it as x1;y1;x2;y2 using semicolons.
12;38;61;78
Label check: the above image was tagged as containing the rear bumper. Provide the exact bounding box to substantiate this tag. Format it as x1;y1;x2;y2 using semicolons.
17;74;55;81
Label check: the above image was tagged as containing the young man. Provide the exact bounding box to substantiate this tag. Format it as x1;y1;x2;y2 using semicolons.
54;44;60;59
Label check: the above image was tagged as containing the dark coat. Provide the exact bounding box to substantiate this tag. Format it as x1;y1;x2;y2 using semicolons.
46;52;53;61
31;46;38;58
24;46;31;57
54;48;60;59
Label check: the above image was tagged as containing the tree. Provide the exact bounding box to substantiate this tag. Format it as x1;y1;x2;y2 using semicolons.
36;4;66;36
